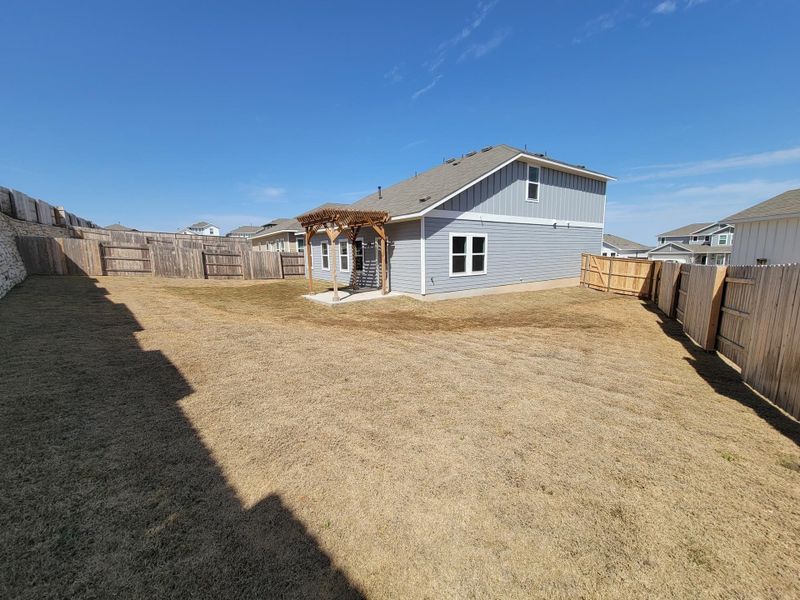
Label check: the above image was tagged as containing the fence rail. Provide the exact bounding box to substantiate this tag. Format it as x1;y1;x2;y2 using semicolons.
580;253;800;421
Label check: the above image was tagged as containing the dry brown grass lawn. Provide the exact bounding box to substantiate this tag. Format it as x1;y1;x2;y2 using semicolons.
1;275;798;599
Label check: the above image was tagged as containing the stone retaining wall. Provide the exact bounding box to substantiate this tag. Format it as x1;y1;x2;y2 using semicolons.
0;212;26;299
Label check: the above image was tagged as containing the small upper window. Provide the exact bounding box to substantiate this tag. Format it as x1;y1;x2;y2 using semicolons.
527;166;540;202
718;234;729;245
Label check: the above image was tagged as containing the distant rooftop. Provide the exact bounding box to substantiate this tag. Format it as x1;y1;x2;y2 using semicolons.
227;225;262;235
603;234;651;252
104;223;137;232
657;222;713;238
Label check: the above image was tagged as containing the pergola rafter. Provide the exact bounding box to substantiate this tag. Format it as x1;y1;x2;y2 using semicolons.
297;208;390;301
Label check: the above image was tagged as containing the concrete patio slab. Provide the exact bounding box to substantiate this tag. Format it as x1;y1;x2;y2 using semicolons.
303;288;407;305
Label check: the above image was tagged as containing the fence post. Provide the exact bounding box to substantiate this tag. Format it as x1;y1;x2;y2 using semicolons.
702;266;728;350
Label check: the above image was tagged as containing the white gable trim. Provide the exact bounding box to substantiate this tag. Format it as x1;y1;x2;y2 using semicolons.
649;242;692;254
390;152;614;222
427;209;603;229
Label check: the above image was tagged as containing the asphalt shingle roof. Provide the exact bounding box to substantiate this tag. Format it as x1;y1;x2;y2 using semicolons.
657;223;713;238
723;188;800;222
227;225;262;234
252;217;303;238
603;234;651;251
189;221;214;229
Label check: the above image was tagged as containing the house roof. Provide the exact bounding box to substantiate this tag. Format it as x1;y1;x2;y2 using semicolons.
104;223;136;231
657;223;713;238
251;217;303;239
189;221;215;229
227;225;262;235
687;244;732;255
341;144;613;219
723;188;800;223
648;242;732;255
602;234;651;252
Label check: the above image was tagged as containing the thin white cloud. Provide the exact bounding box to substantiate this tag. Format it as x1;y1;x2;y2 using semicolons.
384;65;403;84
578;0;711;43
426;0;500;72
458;28;511;62
240;184;287;202
653;1;677;14
412;75;443;101
400;139;426;151
621;147;800;182
573;4;632;44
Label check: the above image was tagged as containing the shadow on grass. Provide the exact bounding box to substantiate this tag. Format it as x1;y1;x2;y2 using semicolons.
0;277;364;599
643;303;800;447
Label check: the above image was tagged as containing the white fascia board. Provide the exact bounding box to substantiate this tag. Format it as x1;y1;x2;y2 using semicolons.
250;228;302;240
427;209;603;229
389;152;614;222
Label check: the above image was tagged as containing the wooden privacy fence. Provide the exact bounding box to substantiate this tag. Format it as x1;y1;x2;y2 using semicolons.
100;244;153;276
280;252;305;276
580;253;653;297
16;235;285;280
581;253;800;420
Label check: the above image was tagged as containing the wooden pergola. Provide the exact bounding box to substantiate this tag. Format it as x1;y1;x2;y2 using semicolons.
297;207;390;301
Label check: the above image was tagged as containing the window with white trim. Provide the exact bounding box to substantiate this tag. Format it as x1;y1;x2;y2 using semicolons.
339;241;349;271
527;165;540;202
717;233;729;245
321;242;329;270
296;235;305;256
450;234;487;276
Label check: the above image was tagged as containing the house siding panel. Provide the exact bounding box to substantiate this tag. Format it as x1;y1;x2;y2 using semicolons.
731;217;800;265
423;217;600;294
438;161;605;223
386;220;421;293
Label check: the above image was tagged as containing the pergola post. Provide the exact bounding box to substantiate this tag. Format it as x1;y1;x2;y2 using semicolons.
368;220;388;295
325;227;342;301
305;226;316;294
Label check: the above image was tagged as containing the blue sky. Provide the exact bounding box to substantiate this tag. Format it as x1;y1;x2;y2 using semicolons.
2;0;799;244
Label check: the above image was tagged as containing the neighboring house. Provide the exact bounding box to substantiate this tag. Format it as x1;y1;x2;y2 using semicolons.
226;225;263;239
601;234;651;258
300;144;614;295
104;223;138;232
648;222;734;265
178;221;220;236
724;188;800;265
250;218;305;253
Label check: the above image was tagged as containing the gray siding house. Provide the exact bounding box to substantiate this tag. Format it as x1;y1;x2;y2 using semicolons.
648;222;734;265
725;188;800;265
303;144;613;295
